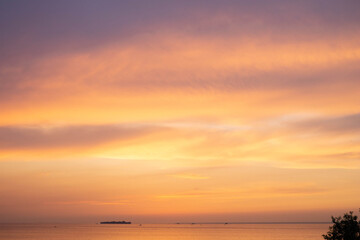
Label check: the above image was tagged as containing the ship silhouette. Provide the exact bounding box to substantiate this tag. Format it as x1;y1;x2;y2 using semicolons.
100;221;131;224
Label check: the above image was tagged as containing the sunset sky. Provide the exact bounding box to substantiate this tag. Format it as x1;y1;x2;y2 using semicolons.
1;0;360;223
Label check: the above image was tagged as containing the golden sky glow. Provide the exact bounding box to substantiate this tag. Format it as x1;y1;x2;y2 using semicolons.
0;0;360;223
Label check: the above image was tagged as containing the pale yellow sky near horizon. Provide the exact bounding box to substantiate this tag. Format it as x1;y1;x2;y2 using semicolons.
1;0;360;223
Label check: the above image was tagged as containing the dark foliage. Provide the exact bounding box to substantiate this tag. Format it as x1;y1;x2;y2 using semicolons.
323;212;360;240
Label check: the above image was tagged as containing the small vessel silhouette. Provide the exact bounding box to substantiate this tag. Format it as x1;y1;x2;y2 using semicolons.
100;221;131;224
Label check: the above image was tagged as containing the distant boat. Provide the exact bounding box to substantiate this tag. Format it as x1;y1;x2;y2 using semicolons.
100;221;131;224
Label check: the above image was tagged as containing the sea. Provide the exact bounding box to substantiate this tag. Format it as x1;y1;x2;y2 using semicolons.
0;223;330;240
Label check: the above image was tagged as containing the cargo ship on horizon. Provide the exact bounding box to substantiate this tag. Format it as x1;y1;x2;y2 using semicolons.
100;221;131;224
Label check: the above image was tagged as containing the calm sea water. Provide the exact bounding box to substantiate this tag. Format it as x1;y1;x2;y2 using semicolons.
0;223;330;240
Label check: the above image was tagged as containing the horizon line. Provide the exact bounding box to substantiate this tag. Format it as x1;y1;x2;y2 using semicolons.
0;221;332;225
173;222;331;224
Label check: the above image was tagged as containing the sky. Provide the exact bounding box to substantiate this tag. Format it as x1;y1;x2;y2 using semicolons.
0;0;360;223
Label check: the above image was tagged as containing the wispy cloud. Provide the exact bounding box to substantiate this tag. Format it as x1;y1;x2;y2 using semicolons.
289;113;360;134
156;185;327;199
45;200;130;206
169;173;210;180
0;124;158;150
1;0;360;222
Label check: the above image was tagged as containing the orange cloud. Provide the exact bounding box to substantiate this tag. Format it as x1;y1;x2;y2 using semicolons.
1;2;360;223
